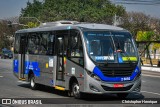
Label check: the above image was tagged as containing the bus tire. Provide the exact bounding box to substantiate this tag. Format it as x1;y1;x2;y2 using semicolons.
117;93;129;99
30;74;37;90
72;82;82;99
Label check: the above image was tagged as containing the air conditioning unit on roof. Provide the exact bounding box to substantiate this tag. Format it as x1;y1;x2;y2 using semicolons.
39;20;79;28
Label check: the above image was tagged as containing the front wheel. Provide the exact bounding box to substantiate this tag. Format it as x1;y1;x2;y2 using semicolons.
117;93;129;99
30;74;37;90
72;82;82;99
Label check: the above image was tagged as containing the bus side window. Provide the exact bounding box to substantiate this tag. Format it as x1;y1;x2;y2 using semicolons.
39;32;54;55
46;34;54;55
69;30;84;66
27;33;39;54
14;34;20;54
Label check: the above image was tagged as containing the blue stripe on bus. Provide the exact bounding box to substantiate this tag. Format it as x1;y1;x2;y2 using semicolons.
13;60;19;73
25;61;40;77
13;60;40;77
93;66;139;82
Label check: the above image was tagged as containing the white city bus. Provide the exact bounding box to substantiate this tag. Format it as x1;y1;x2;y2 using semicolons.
13;21;141;98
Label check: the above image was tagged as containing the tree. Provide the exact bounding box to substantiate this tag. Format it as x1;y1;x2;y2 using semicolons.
26;22;39;28
135;16;160;59
136;31;154;41
0;20;11;50
21;0;126;24
121;12;151;39
0;17;21;51
21;0;43;19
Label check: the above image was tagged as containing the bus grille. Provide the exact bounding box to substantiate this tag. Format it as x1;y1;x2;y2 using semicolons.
101;85;133;91
98;63;136;77
102;70;133;77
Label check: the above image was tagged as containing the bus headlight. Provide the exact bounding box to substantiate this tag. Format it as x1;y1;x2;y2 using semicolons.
86;68;92;75
85;68;101;81
91;74;101;81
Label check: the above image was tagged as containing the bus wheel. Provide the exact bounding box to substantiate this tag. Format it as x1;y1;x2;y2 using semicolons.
30;74;37;90
72;82;81;99
117;93;129;99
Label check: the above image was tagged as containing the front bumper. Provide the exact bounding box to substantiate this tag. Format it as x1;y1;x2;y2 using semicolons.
84;74;141;94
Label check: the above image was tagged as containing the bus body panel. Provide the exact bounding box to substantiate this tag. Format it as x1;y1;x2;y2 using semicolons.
14;54;56;87
64;59;85;91
13;21;141;96
36;55;54;86
13;54;19;78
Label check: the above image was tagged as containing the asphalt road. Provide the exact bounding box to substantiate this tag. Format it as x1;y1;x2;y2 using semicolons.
0;59;160;107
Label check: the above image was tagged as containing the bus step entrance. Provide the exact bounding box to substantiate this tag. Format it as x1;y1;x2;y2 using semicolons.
19;78;26;81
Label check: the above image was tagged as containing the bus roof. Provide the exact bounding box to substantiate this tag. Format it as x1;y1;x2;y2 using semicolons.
75;23;124;31
15;21;127;33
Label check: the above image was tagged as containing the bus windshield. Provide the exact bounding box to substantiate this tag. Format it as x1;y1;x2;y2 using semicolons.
83;31;138;63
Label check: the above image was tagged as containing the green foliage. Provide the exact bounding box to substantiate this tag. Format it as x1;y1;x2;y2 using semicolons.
121;12;151;38
0;21;12;50
21;0;43;18
152;43;160;50
21;0;126;24
26;22;39;28
136;31;155;41
136;31;160;51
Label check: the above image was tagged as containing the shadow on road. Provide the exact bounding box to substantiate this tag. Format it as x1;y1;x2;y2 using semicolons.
81;92;144;101
18;84;68;97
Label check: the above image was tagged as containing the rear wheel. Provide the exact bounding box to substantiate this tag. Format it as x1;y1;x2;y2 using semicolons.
117;93;129;99
72;82;82;99
30;74;37;90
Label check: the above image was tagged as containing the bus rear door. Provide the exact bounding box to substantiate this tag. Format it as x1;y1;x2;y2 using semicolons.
19;35;26;80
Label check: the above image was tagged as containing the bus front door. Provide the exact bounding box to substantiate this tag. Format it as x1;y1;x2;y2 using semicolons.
56;36;65;80
19;36;26;80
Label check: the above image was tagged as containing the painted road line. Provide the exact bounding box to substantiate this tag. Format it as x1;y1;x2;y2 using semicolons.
17;81;29;84
142;80;146;83
0;76;3;78
142;74;160;78
141;91;160;96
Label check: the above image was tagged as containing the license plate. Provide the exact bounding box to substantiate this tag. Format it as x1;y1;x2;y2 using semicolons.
113;84;124;88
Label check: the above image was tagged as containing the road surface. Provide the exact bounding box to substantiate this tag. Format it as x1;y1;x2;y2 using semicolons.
0;59;160;107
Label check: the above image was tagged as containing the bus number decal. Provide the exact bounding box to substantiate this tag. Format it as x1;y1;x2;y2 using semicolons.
121;77;130;81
